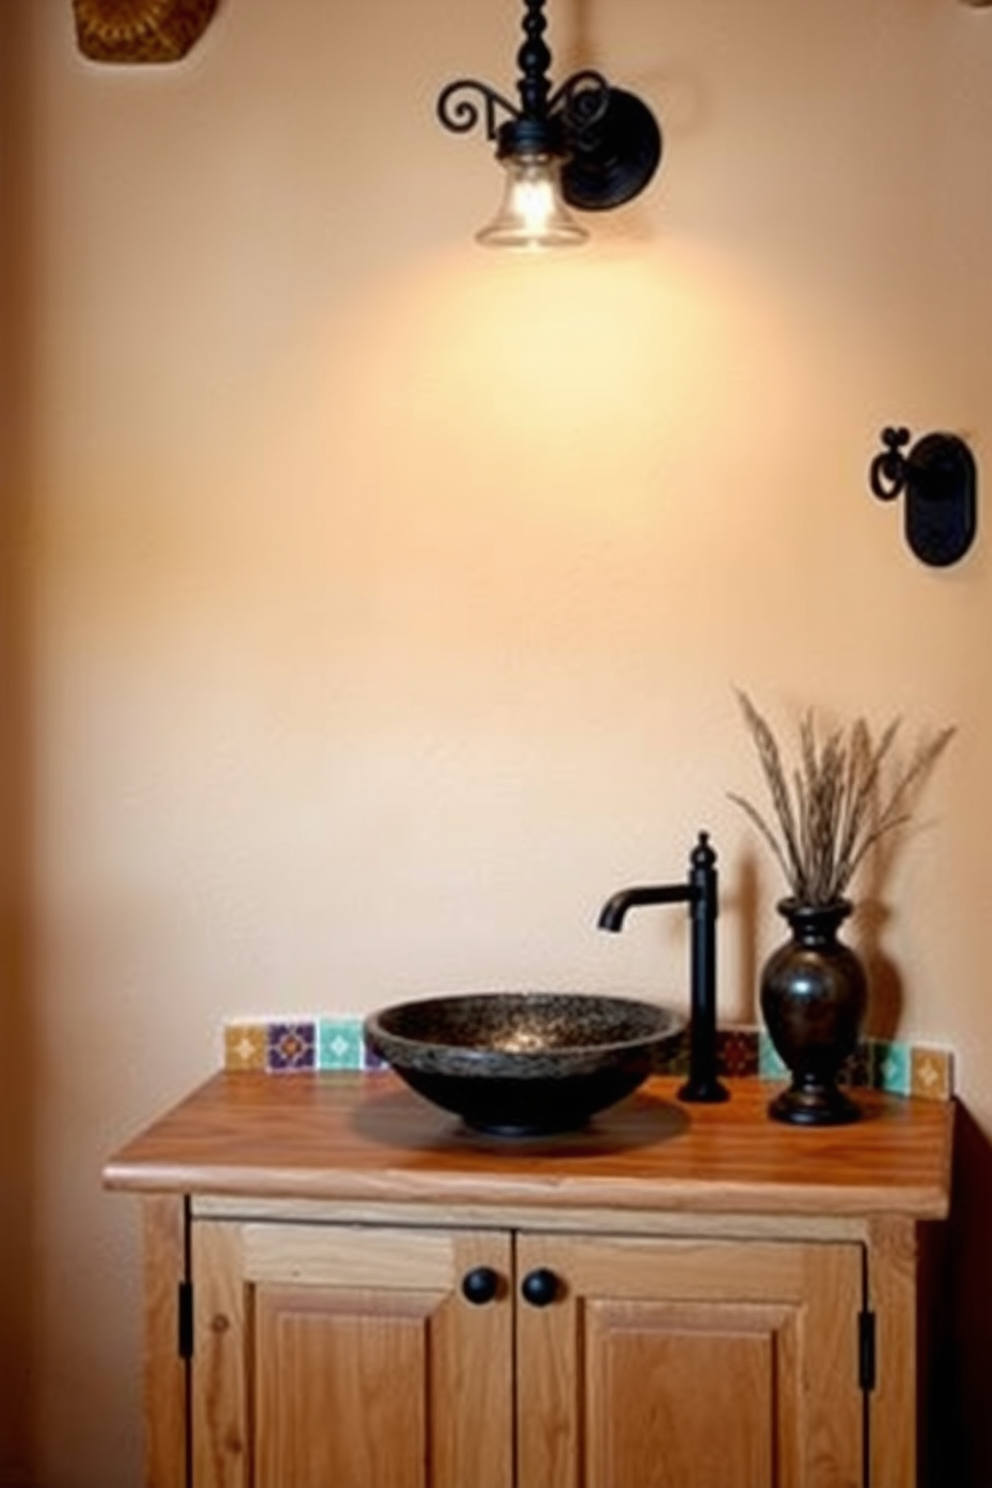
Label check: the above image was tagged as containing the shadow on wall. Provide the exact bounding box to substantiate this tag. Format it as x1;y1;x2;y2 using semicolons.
0;4;38;1484
942;1106;992;1488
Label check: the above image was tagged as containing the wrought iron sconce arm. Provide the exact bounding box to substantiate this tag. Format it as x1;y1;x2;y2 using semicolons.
437;69;611;146
437;0;662;232
437;81;522;143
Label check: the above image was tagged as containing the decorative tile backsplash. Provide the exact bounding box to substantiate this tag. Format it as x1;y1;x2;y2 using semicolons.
221;1015;955;1099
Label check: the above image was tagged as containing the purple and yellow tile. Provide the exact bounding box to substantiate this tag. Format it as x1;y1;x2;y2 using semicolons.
266;1020;316;1072
223;1021;267;1072
910;1045;954;1102
216;1015;955;1101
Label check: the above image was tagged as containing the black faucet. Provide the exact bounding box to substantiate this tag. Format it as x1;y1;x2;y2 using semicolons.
598;831;729;1103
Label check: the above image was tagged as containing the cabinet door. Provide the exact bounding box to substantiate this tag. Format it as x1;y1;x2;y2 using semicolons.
516;1234;865;1488
191;1219;513;1488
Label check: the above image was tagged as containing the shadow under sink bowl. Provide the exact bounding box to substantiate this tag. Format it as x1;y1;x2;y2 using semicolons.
363;991;684;1137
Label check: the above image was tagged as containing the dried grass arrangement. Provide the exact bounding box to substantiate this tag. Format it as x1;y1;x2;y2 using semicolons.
729;690;955;907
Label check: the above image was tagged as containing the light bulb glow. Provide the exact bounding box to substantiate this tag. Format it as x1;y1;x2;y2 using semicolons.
476;153;588;250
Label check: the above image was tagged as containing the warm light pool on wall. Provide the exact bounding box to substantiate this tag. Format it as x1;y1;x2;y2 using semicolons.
437;0;663;249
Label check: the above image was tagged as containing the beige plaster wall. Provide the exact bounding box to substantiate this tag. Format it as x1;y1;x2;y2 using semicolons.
2;0;992;1483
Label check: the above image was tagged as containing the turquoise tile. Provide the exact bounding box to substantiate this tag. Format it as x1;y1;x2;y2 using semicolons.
871;1038;910;1096
215;1015;953;1100
318;1017;365;1071
758;1030;788;1080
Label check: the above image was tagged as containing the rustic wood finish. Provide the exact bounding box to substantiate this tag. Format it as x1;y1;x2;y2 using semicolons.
105;1072;953;1488
514;1234;864;1488
141;1195;187;1488
105;1071;952;1220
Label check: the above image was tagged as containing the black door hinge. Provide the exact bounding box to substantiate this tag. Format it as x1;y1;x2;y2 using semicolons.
858;1309;876;1393
178;1279;194;1360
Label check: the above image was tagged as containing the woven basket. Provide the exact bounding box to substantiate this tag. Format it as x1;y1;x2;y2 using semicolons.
72;0;219;64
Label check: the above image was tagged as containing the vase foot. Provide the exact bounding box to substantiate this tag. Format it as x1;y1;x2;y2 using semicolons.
768;1081;861;1127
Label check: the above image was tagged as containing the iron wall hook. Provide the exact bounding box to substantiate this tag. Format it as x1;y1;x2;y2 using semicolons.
869;426;978;567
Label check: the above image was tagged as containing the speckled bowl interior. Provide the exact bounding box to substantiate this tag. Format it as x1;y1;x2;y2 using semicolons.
363;992;683;1137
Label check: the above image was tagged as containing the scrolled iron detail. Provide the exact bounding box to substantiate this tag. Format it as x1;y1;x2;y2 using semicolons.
437;79;519;141
550;69;611;138
869;426;911;502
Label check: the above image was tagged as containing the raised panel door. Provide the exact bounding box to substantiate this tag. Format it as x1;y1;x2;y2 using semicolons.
190;1219;513;1488
515;1234;865;1488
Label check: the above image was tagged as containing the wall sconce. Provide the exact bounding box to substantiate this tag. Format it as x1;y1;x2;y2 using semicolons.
437;0;662;249
869;426;978;567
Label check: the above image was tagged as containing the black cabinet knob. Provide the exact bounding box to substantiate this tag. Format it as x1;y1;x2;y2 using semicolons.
461;1266;500;1305
521;1268;560;1307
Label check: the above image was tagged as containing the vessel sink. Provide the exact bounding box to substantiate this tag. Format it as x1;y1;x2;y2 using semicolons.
363;991;683;1136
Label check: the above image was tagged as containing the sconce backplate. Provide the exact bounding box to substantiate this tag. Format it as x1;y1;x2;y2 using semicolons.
870;427;978;567
903;432;977;567
562;88;663;211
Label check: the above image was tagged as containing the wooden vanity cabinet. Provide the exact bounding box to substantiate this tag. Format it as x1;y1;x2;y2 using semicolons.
190;1217;514;1488
187;1215;864;1488
106;1072;953;1488
515;1231;865;1488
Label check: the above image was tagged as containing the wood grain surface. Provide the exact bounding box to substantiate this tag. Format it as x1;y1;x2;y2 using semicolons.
103;1072;953;1220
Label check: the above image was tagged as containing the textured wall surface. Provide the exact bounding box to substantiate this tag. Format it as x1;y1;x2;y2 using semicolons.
3;0;992;1483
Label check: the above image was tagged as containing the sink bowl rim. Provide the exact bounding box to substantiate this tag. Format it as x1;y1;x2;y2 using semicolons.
362;991;685;1136
363;990;685;1077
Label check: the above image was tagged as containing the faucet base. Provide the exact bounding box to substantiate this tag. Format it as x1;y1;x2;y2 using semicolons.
678;1075;731;1104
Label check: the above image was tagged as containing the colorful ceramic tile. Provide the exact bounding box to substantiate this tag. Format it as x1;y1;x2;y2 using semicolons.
214;1015;957;1101
223;1021;267;1072
654;1028;690;1077
871;1039;910;1097
839;1038;872;1089
266;1020;316;1072
363;1039;388;1071
717;1027;759;1078
318;1017;364;1071
910;1045;954;1101
758;1029;789;1081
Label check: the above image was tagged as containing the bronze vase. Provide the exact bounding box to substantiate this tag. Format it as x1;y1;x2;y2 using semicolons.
760;898;867;1126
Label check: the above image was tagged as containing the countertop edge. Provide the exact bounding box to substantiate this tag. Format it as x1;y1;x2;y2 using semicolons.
102;1160;952;1222
101;1071;954;1224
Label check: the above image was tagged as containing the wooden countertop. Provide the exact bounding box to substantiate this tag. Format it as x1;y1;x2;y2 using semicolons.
103;1072;953;1221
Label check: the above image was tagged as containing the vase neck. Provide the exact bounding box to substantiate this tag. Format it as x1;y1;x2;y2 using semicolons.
777;898;852;945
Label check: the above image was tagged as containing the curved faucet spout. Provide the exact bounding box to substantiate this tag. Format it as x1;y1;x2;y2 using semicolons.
598;882;692;932
597;831;729;1105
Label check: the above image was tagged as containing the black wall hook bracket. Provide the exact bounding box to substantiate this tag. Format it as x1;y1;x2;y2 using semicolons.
869;426;978;567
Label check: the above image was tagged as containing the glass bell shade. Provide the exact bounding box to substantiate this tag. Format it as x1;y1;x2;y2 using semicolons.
476;152;588;249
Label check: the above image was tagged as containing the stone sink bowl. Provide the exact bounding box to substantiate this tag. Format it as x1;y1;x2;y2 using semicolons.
363;991;684;1137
